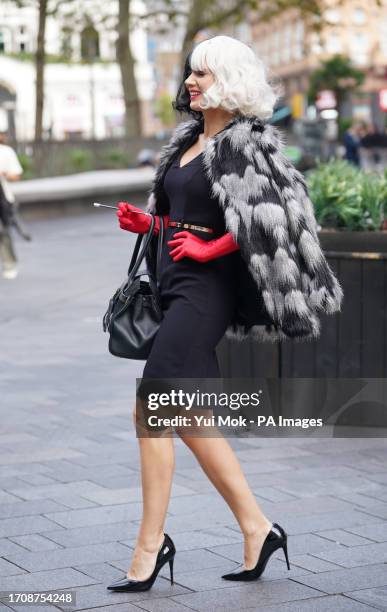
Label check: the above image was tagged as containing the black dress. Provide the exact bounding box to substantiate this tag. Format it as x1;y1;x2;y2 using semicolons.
141;146;239;379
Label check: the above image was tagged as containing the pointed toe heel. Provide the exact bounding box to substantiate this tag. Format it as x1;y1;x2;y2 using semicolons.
107;533;176;592
222;522;289;582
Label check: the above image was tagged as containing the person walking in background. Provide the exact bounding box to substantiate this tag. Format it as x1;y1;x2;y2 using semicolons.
0;132;23;280
342;121;365;167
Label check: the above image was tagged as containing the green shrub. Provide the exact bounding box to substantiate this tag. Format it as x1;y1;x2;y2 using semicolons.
66;148;93;173
101;148;129;169
307;160;387;231
18;152;35;179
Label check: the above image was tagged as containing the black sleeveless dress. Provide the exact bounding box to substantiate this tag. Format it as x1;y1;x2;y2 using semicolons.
141;145;239;379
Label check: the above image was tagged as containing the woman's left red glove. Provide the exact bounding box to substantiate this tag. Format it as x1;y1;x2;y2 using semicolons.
167;231;239;263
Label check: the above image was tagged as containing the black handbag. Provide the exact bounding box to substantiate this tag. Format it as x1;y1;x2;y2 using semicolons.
103;214;164;360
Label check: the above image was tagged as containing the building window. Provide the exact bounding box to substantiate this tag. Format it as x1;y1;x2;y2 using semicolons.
381;20;387;57
81;25;100;61
324;8;341;24
283;24;292;63
351;31;369;65
326;32;342;54
352;8;367;25
310;32;323;55
273;31;280;65
294;20;304;59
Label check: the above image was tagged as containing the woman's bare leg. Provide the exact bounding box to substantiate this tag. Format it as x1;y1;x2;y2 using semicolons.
177;429;272;570
126;407;175;580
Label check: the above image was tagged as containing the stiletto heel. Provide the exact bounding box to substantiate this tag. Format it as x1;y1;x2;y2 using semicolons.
222;522;289;582
107;533;176;592
282;539;290;570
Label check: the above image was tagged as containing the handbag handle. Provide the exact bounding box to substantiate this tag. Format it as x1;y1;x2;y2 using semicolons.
155;213;164;287
126;214;164;285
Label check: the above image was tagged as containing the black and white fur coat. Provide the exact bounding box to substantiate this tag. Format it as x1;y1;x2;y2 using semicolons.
145;113;343;342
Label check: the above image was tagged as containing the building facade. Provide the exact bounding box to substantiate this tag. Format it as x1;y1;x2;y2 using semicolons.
0;0;158;140
250;0;387;126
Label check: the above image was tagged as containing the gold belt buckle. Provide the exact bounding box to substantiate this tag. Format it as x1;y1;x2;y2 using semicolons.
169;221;213;233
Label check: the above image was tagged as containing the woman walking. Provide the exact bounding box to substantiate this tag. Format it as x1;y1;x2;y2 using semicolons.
107;35;342;593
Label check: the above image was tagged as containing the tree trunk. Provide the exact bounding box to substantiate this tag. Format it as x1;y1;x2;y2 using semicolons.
179;0;208;74
35;0;47;142
116;0;141;138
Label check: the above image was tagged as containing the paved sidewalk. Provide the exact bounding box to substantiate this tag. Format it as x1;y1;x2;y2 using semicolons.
1;213;387;612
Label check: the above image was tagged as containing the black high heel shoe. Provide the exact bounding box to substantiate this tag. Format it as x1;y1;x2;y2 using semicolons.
107;533;176;592
222;523;290;581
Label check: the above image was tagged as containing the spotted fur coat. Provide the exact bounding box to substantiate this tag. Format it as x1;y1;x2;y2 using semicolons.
145;113;343;342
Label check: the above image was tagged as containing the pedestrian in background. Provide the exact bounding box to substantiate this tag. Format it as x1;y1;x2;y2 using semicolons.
0;132;23;280
342;121;365;167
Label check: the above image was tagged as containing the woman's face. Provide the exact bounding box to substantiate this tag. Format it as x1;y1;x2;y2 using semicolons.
184;65;214;111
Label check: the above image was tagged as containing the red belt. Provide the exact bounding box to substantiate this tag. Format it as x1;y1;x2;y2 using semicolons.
168;221;214;234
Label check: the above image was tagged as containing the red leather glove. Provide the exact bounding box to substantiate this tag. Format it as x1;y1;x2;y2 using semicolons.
116;202;169;235
167;231;240;263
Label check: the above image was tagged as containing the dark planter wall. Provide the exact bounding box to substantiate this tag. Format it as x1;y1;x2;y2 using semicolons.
217;244;387;378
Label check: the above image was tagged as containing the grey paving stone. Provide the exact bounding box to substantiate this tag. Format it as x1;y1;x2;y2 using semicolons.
358;503;387;520
345;586;387;611
45;495;99;510
240;594;382;611
72;562;130;583
289;554;342;573
8;534;63;552
313;541;387;568
43;521;140;548
5;605;63;612
0;568;95;591
316;529;373;547
8;480;117;502
16;473;59;487
0;492;23;505
74;483;195;506
346;521;387;542
279;510;376;536
0;499;65;519
4;542;132;572
291;563;387;594
0;448;85;466
172;579;323;611
0;557;27;577
0;515;62;538
43;502;143;529
53;582;191;611
73;605;141;612
129;598;194;612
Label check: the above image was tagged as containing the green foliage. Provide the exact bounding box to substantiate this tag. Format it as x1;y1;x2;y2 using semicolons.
154;93;175;127
101;148;129;169
66;148;93;173
17;152;35;180
308;54;365;109
307;160;387;231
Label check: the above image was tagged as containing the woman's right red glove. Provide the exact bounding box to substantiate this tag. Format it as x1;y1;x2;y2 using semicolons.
116;202;169;235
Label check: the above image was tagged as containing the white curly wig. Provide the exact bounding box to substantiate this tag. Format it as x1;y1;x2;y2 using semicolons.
190;35;280;121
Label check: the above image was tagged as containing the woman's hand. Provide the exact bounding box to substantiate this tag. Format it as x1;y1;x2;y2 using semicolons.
116;202;152;234
116;202;168;235
167;231;239;262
